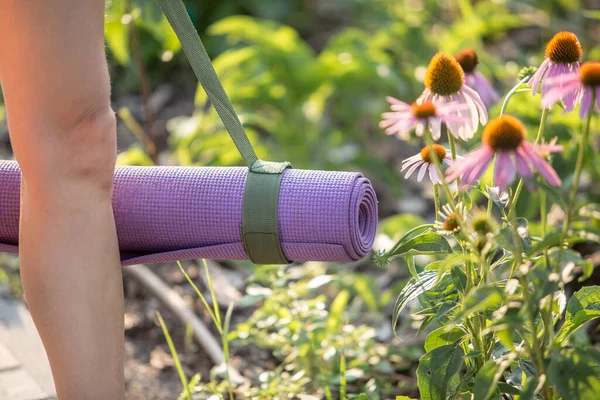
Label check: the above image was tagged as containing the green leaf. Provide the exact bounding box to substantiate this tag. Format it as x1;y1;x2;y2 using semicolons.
416;342;464;400
424;326;465;352
116;146;155;166
425;253;474;279
340;354;347;399
327;290;350;334
579;260;594;282
519;375;538;400
485;185;509;211
555;286;600;344
387;232;452;260
348;395;370;400
455;285;503;320
547;347;600;400
392;271;440;337
104;0;130;65
528;231;561;255
583;9;600;20
497;382;520;395
352;275;379;312
450;267;468;295
464;350;482;359
473;361;503;400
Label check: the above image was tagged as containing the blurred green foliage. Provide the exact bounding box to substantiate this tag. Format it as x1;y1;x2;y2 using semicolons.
106;0;596;195
106;0;598;206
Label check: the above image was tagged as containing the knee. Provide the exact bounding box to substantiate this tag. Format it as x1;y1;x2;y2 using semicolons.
18;105;117;194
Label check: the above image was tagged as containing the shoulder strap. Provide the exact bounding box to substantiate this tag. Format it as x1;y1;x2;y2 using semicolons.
155;0;291;264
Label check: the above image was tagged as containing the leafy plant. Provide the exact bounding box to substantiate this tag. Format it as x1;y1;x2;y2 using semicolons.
376;31;600;400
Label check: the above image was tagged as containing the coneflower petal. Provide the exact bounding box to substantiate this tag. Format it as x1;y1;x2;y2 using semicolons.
461;150;493;185
415;122;425;137
386;96;410;108
462;85;488;125
429;165;439;183
494;152;516;192
469;71;500;107
404;160;423;179
446;146;492;184
417;163;429;182
401;154;423;170
515;148;534;178
542;79;581;109
580;87;593;119
445;146;486;176
530;58;551;95
520;143;562;187
541;63;561;93
561;84;580;112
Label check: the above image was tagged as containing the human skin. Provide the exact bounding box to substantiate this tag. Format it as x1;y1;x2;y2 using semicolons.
0;1;125;399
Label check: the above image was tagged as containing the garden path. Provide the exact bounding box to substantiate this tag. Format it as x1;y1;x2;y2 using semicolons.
0;286;56;400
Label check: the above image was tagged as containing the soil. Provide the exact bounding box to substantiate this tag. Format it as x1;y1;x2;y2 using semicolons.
123;262;222;400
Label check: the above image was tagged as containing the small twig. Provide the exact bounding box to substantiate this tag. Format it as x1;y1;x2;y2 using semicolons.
123;264;245;383
124;0;158;163
118;107;157;157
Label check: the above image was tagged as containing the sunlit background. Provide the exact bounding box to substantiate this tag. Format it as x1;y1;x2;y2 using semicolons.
0;0;598;398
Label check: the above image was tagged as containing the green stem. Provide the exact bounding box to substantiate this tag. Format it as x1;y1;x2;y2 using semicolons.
423;133;482;252
520;274;552;400
555;93;595;272
464;318;484;369
447;128;463;203
508;198;524;280
433;184;440;222
449;133;458;161
540;190;550;268
535;108;550;145
501;76;531;116
424;135;456;210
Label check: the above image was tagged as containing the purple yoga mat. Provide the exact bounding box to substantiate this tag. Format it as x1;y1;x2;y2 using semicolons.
0;160;377;266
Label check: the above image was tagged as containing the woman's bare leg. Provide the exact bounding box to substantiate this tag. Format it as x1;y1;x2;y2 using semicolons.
0;1;125;399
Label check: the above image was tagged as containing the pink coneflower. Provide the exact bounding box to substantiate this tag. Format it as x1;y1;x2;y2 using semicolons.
445;115;563;192
529;32;582;112
455;49;500;107
401;144;455;184
380;98;469;140
542;62;600;118
418;52;488;141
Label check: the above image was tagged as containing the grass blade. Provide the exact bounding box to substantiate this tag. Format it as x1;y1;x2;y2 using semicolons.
340;354;347;400
177;261;222;334
156;312;193;400
202;259;222;328
223;302;235;400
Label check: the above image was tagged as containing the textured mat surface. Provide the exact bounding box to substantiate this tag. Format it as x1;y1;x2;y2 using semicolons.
0;160;377;265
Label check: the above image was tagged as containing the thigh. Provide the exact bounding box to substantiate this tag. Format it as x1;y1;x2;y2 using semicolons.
0;0;110;148
0;0;113;180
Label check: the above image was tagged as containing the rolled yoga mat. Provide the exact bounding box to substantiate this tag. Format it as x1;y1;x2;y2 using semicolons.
0;160;377;266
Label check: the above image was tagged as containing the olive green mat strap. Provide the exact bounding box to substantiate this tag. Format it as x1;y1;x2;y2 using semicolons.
155;0;291;264
242;160;292;264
